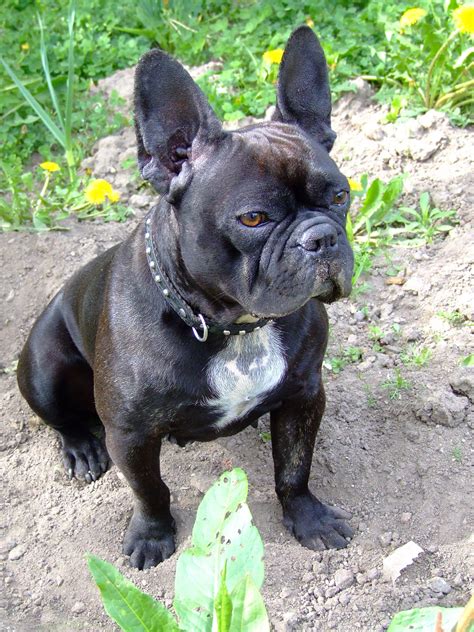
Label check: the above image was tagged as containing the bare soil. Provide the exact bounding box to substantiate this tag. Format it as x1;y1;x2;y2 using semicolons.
1;70;473;632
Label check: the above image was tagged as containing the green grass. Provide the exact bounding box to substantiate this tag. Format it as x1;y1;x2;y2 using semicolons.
1;0;472;168
324;346;363;374
382;368;411;399
0;0;469;233
401;344;432;367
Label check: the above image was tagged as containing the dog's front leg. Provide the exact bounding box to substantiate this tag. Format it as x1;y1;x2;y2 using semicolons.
105;426;175;569
270;383;353;550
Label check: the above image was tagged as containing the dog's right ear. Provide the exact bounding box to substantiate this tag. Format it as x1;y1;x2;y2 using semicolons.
134;49;223;200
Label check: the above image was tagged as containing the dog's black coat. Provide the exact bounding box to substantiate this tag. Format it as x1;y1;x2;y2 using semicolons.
17;26;354;569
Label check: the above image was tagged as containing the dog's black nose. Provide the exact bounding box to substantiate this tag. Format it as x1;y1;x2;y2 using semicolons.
298;223;338;253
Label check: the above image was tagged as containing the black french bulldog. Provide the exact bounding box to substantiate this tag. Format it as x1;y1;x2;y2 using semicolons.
17;26;354;569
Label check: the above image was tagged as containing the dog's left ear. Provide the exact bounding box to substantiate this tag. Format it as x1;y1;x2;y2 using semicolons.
134;49;223;200
272;26;336;151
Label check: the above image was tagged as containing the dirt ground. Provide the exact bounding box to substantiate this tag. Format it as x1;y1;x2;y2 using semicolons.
1;68;473;632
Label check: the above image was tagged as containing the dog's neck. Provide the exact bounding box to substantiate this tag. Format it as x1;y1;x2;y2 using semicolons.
145;202;268;337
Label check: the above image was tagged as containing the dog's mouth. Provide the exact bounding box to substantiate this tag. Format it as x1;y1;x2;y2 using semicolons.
237;265;352;320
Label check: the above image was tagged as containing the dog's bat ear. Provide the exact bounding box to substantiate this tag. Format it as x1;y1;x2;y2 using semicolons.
272;26;336;151
134;49;224;199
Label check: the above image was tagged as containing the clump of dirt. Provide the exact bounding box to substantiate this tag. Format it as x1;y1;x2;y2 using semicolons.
1;71;472;632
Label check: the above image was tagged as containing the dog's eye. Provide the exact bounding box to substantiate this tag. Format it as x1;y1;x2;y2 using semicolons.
239;212;269;227
332;191;349;205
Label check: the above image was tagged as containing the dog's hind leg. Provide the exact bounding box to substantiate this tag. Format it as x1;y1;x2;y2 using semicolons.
17;292;110;483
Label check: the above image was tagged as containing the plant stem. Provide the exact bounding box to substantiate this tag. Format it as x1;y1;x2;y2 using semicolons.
424;30;458;109
34;172;50;215
435;79;474;107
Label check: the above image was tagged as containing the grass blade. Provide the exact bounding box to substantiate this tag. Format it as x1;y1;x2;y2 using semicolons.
64;0;76;165
37;12;65;134
0;57;65;148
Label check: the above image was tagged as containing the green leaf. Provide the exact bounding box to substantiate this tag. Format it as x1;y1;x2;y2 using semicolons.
0;57;66;148
381;175;404;209
87;555;179;632
192;468;248;550
461;354;474;367
37;12;65;134
229;575;269;632
215;563;232;632
64;0;76;161
174;469;264;632
387;606;463;632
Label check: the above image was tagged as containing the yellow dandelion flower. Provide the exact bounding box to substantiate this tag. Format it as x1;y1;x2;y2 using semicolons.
453;5;474;33
108;189;121;203
348;178;362;192
306;17;314;28
85;179;120;205
263;49;284;64
400;8;427;28
39;161;60;172
85;184;106;205
21;43;30;51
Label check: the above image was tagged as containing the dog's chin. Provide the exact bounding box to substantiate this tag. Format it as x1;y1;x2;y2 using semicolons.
312;279;345;304
239;272;352;319
240;281;335;320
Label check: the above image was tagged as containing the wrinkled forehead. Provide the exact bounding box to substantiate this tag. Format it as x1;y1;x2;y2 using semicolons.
227;122;345;199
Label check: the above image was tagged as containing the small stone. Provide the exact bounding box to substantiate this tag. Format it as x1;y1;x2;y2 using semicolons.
354;310;366;322
325;586;339;599
8;544;27;561
129;194;152;209
404;277;428;296
400;512;412;524
380;332;396;346
356;572;366;585
452;573;463;587
405;328;423;342
280;587;292;599
283;611;298;628
72;602;86;615
339;592;351;605
334;568;355;591
367;567;380;581
428;577;451;594
363;122;385;141
379;532;393;547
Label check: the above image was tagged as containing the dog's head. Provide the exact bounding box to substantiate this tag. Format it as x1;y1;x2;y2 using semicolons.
134;26;353;319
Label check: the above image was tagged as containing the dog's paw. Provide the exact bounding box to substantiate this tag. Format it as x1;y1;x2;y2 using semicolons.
61;432;110;483
123;513;176;570
283;493;353;551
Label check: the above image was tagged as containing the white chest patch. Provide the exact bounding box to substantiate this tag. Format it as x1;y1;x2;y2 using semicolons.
206;324;286;429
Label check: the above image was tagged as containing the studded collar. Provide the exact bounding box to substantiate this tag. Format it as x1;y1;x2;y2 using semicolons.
144;210;270;341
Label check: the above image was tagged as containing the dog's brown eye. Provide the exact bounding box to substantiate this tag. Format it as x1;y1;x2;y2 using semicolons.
332;190;348;205
239;212;268;227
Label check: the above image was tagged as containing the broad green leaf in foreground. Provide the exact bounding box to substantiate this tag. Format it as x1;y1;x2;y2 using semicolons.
174;468;265;632
88;554;179;632
387;606;463;632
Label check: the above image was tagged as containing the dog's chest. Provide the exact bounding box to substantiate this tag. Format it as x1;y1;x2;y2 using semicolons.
206;325;286;428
